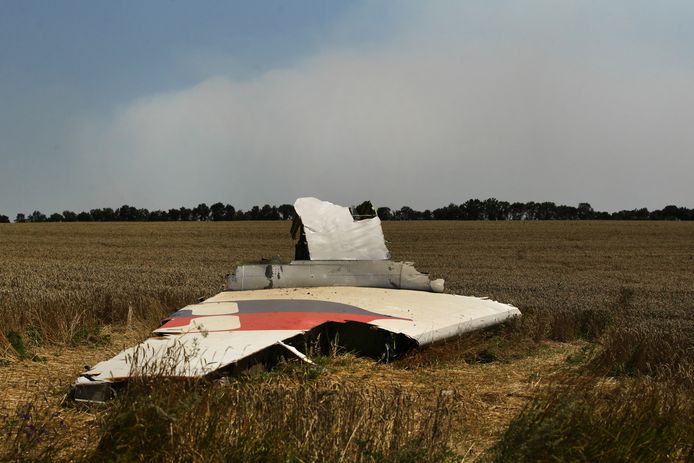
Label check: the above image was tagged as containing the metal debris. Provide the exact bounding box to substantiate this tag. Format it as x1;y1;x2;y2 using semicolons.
72;197;520;402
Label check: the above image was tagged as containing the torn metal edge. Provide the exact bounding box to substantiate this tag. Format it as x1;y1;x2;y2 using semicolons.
71;320;420;402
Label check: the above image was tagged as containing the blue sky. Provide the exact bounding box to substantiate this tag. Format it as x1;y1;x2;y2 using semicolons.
2;1;694;216
1;2;356;102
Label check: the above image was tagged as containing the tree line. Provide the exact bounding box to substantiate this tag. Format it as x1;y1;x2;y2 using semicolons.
1;199;693;223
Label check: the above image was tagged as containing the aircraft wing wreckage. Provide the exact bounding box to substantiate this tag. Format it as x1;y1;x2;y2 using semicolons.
73;197;520;401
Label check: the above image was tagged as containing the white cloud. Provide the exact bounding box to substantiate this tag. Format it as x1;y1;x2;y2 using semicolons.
71;1;694;211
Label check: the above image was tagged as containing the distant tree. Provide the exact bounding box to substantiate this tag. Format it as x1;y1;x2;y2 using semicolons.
223;204;236;221
536;202;557;220
431;205;445;220
246;206;260;220
102;208;116;221
577;202;595;220
258;204;280;220
633;208;651;220
376;207;392;221
210;202;226;221
0;214;9;223
258;205;270;220
483;198;502;220
524;201;538;220
612;208;651;220
168;208;181;221
90;208;115;221
179;207;192;221
412;208;427;219
509;202;526;220
680;207;694;220
556;205;578;220
433;203;461;220
132;208;149;221
9;199;690;224
62;210;77;222
28;210;47;222
394;206;418;220
193;203;210;221
499;201;511;220
651;205;685;221
76;211;92;221
667;206;689;220
460;199;483;220
354;201;376;217
90;208;105;221
148;210;168;221
277;204;294;220
116;205;135;221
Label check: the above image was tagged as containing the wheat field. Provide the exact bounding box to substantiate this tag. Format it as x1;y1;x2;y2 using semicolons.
1;221;693;462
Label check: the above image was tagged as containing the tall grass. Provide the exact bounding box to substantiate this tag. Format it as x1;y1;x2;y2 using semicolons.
90;376;461;463
485;375;694;462
1;399;69;463
590;325;693;383
486;299;694;463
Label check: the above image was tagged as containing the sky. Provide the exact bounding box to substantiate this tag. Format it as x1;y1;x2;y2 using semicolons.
1;0;693;217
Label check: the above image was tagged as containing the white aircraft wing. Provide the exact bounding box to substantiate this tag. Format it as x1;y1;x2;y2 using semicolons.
74;287;519;401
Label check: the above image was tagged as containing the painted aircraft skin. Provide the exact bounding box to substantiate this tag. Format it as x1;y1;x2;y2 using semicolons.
74;287;520;393
156;299;409;334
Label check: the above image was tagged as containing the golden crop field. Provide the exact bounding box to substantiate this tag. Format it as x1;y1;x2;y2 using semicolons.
1;221;693;462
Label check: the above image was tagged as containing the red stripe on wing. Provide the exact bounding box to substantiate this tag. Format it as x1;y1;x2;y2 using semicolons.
158;311;405;332
235;312;393;331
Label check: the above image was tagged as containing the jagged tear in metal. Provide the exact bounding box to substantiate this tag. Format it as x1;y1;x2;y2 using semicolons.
72;197;521;402
294;197;390;261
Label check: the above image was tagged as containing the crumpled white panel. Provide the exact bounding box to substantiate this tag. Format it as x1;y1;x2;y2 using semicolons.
294;197;390;260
